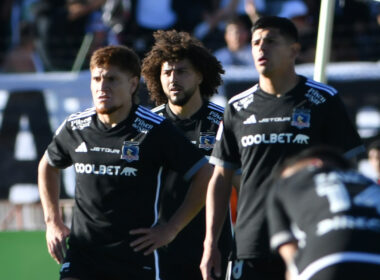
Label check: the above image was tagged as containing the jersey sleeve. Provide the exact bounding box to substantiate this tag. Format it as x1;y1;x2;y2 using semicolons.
158;119;208;181
322;94;364;158
209;104;241;170
45;119;73;168
267;181;296;251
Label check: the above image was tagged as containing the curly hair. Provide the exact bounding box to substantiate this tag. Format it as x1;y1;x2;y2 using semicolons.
141;30;224;105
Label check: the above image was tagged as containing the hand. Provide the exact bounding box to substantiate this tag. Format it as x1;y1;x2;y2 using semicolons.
45;221;70;264
200;245;221;280
129;224;177;255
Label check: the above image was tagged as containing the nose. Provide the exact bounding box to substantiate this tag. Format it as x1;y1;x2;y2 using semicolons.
169;71;177;83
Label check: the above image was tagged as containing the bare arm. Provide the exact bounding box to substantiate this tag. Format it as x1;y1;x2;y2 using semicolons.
130;163;214;255
200;165;234;280
278;242;298;280
38;153;70;264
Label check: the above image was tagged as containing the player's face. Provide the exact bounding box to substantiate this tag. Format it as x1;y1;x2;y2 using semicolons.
160;59;202;106
251;28;298;76
91;65;138;115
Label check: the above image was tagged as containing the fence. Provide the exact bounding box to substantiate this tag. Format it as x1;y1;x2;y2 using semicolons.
0;62;379;230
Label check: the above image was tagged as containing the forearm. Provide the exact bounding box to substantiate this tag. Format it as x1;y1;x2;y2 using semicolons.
38;154;62;225
204;166;233;248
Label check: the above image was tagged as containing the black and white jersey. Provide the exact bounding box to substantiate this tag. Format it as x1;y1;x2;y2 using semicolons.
210;75;363;259
46;104;208;274
267;167;380;279
152;100;232;263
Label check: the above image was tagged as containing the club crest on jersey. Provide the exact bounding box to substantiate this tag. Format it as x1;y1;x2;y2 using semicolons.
199;133;216;150
121;141;139;162
291;108;311;129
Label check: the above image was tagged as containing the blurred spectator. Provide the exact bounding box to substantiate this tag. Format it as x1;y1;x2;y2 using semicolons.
368;139;380;183
32;0;105;71
2;21;44;73
213;14;254;67
332;0;380;61
127;0;177;57
0;0;15;65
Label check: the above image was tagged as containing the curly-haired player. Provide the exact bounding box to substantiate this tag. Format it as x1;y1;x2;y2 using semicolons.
142;30;234;280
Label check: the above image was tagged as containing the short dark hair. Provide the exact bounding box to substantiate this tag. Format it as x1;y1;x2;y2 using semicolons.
281;145;352;173
90;45;141;80
142;30;224;105
251;16;299;43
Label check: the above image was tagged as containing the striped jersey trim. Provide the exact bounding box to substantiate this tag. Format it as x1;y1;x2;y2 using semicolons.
151;166;163;280
208;102;224;113
298;252;380;280
67;107;96;121
305;79;338;96
136;106;164;124
151;104;165;113
228;84;258;104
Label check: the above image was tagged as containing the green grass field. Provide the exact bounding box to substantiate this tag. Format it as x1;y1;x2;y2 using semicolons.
0;231;60;280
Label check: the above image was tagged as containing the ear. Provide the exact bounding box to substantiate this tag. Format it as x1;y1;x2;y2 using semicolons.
291;42;301;59
130;76;139;93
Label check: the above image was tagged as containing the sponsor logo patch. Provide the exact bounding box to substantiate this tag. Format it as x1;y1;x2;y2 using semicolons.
199;133;216;150
121;141;139;162
291;108;311;129
75;142;87;153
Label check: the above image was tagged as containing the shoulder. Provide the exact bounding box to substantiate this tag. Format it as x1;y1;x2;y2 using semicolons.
227;84;259;111
67;107;96;121
135;105;165;125
206;101;224;115
151;104;166;117
303;77;338;99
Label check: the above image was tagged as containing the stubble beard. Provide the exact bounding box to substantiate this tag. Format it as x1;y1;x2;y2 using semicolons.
167;88;196;107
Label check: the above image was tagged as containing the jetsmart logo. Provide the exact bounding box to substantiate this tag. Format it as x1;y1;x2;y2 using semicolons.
241;133;309;147
74;163;137;176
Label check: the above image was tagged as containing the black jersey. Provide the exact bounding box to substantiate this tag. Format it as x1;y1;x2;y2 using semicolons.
210;75;363;259
152;101;232;264
46;104;208;275
267;167;380;279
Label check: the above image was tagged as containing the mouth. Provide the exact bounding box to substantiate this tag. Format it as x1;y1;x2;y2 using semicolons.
257;56;268;66
98;95;110;102
169;86;182;94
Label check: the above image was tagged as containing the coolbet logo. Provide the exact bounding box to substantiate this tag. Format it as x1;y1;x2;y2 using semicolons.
241;133;309;147
74;163;137;176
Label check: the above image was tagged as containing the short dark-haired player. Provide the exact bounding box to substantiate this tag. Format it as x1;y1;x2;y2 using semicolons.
201;16;364;280
267;146;380;280
38;45;213;280
142;29;233;280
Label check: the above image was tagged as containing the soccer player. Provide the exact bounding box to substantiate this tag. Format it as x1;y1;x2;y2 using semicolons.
267;146;380;280
200;16;364;280
38;45;213;280
141;29;233;280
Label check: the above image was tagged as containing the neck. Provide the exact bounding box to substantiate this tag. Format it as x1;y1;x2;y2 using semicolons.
97;103;132;128
168;91;203;119
259;71;299;97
